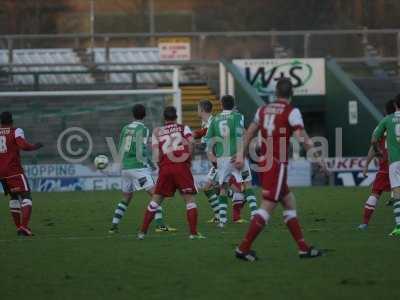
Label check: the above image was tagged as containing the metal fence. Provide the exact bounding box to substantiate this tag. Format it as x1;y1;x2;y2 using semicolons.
1;29;399;66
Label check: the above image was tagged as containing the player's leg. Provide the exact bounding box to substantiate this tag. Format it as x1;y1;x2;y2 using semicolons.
18;191;33;236
388;162;400;236
149;187;177;232
173;163;203;238
9;192;21;231
232;190;245;223
216;158;231;227
7;174;33;236
358;192;380;230
389;186;400;236
204;167;220;222
109;170;134;233
138;194;164;239
138;166;174;238
217;183;230;227
359;171;390;229
181;193;204;239
280;192;321;258
228;176;245;222
243;182;257;219
235;199;276;261
204;185;220;223
236;160;284;261
2;179;22;231
233;160;257;219
109;192;132;233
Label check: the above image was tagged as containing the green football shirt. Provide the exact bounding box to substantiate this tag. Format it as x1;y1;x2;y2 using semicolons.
119;121;150;169
373;112;400;163
205;110;244;158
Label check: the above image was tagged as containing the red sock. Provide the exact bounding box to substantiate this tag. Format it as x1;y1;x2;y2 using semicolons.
239;212;268;252
140;201;158;233
186;203;198;235
9;199;21;228
21;199;32;228
10;209;21;228
363;207;375;224
232;202;243;221
363;195;378;225
286;217;309;252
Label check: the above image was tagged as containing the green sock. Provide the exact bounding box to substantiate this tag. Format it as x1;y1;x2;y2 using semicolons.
155;206;164;226
244;188;258;217
393;200;400;227
218;195;228;224
205;188;220;218
112;200;129;225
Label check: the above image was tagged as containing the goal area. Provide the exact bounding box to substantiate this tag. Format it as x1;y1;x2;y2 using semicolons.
0;86;181;165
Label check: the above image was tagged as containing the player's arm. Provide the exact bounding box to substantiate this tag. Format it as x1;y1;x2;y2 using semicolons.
183;126;195;158
290;109;326;171
15;128;42;151
371;118;386;156
233;114;248;168
193;127;208;139
235;110;259;168
362;145;376;177
143;127;156;169
151;128;160;164
205;119;217;163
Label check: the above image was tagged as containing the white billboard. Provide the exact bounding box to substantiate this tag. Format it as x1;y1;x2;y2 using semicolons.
233;58;326;96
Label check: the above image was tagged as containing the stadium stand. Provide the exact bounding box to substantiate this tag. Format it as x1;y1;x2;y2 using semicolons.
90;47;193;84
0;48;94;85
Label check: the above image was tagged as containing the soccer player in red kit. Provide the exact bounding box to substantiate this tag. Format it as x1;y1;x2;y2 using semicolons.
138;106;204;239
358;99;395;229
0;111;43;236
235;78;323;261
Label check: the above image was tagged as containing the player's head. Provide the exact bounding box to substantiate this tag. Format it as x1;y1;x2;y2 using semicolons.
221;95;235;110
385;99;395;115
0;111;13;126
132;104;146;120
164;106;177;122
198;99;213;117
395;94;400;111
276;78;293;100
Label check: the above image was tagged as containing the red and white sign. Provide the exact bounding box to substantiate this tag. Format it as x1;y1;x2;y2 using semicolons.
159;38;191;61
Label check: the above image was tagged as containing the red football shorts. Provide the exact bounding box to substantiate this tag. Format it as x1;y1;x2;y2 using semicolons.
372;171;391;196
260;160;290;202
1;173;30;194
155;163;197;197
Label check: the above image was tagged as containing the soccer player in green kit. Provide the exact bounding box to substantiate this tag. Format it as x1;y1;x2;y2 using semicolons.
205;95;258;228
372;94;400;237
109;104;175;233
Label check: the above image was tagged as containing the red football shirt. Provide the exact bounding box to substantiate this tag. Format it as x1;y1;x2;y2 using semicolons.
152;122;193;166
253;100;304;163
0;126;38;178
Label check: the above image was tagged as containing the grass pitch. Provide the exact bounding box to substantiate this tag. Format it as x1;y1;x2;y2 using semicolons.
0;187;399;300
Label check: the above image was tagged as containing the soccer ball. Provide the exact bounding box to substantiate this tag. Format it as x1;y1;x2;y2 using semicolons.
94;155;109;170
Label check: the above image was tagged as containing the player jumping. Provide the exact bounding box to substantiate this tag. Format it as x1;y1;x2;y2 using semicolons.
0;111;43;236
371;94;400;237
109;104;175;234
358;99;395;229
205;95;258;228
138;106;204;239
235;78;323;261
